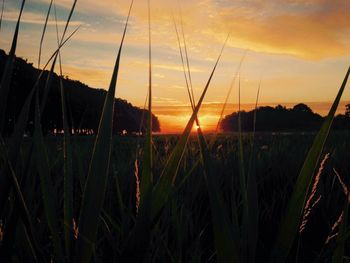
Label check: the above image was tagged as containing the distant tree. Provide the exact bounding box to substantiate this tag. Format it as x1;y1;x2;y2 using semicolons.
221;102;350;132
275;104;286;111
292;103;313;113
346;103;350;118
0;49;161;136
221;103;324;132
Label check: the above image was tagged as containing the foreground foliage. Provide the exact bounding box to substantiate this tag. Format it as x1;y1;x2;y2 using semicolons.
0;1;349;263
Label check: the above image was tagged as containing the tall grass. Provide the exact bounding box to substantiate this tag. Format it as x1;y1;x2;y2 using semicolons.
173;15;239;262
34;89;64;261
0;25;79;224
245;81;261;263
75;2;133;262
53;6;74;259
271;67;350;263
140;0;153;207
151;36;228;219
0;2;349;263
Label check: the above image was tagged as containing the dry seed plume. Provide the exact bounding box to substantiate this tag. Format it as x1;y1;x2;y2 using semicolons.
325;211;344;244
333;168;350;203
299;153;329;233
325;169;350;244
73;218;79;240
135;158;141;213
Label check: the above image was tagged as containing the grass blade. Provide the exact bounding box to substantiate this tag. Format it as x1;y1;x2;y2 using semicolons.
197;131;240;263
271;67;350;263
54;8;74;259
121;32;229;262
61;75;74;260
237;75;250;262
246;81;261;263
0;0;25;133
172;13;194;108
120;3;150;261
38;0;53;69
173;11;202;134
75;2;133;262
151;35;229;219
179;7;195;104
174;15;239;262
0;0;4;33
40;0;78;114
140;0;153;207
210;51;246;146
60;0;77;42
33;91;64;262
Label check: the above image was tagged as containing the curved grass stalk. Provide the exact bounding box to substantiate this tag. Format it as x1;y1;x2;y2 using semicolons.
53;7;74;259
121;3;152;261
40;0;78;114
33;90;64;262
0;0;4;33
151;35;229;219
140;0;153;207
237;75;250;263
172;14;194;109
179;8;195;104
209;51;247;147
38;0;53;69
121;32;229;263
75;2;133;262
245;81;261;263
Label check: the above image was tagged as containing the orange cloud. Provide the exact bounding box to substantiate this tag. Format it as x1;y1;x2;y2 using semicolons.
209;1;350;59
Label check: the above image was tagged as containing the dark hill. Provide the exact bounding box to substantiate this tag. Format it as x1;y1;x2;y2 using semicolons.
0;49;160;135
220;103;350;132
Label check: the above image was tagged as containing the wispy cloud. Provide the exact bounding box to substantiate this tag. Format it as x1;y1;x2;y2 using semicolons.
3;10;84;27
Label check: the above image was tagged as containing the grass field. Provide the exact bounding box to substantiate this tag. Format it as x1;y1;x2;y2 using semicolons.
1;1;350;262
1;132;346;262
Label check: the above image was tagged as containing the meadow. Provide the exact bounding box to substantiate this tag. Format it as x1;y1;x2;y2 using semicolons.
1;132;350;262
0;0;350;262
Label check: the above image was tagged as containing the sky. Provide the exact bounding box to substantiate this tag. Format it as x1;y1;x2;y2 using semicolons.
1;0;350;133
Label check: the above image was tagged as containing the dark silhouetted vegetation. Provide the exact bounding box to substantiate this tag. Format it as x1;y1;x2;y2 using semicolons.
221;103;350;132
0;49;160;136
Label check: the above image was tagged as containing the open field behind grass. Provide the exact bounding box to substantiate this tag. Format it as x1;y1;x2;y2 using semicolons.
10;132;349;262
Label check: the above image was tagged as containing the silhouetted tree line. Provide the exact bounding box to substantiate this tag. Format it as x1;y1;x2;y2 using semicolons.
0;49;160;136
220;103;350;132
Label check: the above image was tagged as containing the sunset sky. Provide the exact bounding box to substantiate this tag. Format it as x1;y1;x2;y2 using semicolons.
1;0;350;133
